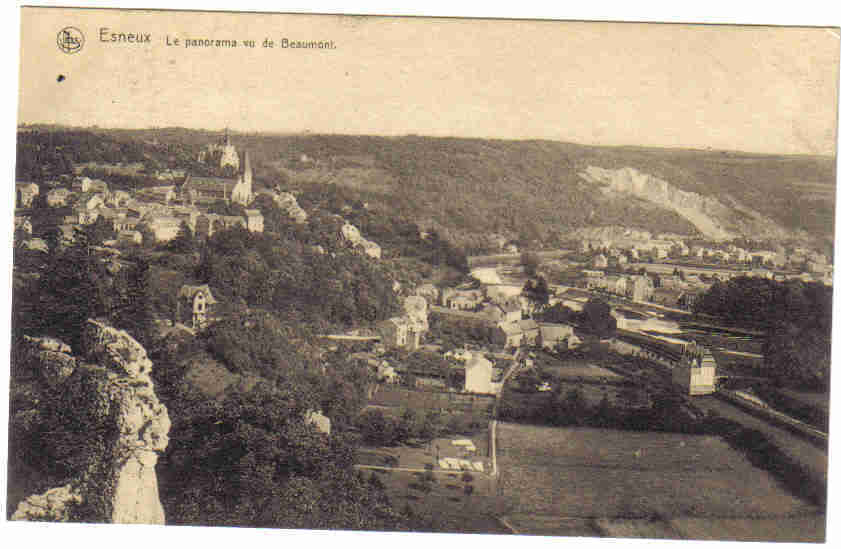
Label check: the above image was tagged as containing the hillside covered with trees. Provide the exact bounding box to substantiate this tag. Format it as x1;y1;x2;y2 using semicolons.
19;127;836;252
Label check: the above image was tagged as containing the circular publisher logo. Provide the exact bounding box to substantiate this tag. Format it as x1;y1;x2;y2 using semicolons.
57;27;84;54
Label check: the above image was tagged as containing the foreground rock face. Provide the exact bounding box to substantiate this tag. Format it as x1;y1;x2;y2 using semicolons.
11;320;170;524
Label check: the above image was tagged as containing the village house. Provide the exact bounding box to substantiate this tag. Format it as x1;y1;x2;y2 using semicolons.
495;301;523;323
305;410;332;436
113;215;139;233
77;177;110;195
14;216;32;236
377;316;426;351
107;190;132;208
485;284;523;304
492;319;537;348
15;182;39;208
808;251;828;265
415;283;440;305
97;207;124;225
538;322;582;351
442;288;484;311
71;177;91;193
518;318;540;346
626;274;654;302
54;225;76;246
244;209;264;233
660;274;681;290
117;230;143;246
808;261;832;275
479;303;505;323
582;269;606;290
671;341;717;395
146;215;182;242
125;200;163;219
73;192;105;212
605;274;627;296
138;186;177;205
22;238;49;253
73;206;100;226
492;321;524;348
175;284;218;330
464;354;495;394
376;360;400;384
46;188;71;208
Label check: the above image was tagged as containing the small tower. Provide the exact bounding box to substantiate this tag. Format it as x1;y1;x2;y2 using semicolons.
242;150;252;187
219;128;240;171
231;150;253;205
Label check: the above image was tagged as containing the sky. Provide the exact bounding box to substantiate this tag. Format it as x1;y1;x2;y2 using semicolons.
17;7;841;155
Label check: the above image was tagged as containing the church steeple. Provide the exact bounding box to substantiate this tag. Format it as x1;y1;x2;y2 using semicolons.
242;150;252;186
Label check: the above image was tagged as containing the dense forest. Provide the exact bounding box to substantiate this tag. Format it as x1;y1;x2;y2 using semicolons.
693;277;833;390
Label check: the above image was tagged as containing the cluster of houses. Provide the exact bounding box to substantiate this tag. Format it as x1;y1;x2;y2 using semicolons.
13;137;284;250
582;270;654;302
581;232;832;279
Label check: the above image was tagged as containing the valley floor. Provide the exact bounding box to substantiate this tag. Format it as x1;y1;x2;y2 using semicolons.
495;422;825;542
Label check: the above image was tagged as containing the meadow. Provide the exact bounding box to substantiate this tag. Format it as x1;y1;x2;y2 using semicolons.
496;422;824;541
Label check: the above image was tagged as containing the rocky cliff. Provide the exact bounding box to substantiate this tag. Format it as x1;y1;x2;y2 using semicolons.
10;320;170;524
579;166;793;241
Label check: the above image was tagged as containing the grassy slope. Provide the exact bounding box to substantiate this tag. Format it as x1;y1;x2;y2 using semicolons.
496;423;824;541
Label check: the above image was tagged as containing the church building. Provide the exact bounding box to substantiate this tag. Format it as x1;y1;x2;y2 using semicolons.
182;138;253;206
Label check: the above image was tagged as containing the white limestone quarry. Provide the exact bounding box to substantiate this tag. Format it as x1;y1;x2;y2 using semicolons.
579;166;791;240
12;320;171;525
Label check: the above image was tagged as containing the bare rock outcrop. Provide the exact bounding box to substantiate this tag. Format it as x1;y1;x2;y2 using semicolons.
579;166;791;240
11;320;170;524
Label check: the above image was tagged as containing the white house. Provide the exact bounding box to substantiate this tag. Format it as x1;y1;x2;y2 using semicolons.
464;354;494;394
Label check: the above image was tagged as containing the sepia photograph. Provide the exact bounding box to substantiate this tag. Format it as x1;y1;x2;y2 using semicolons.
4;3;840;546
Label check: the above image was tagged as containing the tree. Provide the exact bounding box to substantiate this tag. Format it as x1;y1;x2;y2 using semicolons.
581;298;617;338
136;223;156;249
79;215;114;247
168;221;195;254
523;276;550;312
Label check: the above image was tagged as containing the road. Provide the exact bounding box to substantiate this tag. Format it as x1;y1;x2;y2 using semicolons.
488;349;526;477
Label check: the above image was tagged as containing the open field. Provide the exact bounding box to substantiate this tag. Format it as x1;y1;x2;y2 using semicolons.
355;430;504;533
496;422;824;541
369;385;495;413
693;395;828;477
366;467;507;533
537;354;626;382
358;431;491;471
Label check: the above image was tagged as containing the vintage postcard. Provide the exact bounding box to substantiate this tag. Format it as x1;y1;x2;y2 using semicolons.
5;4;840;546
